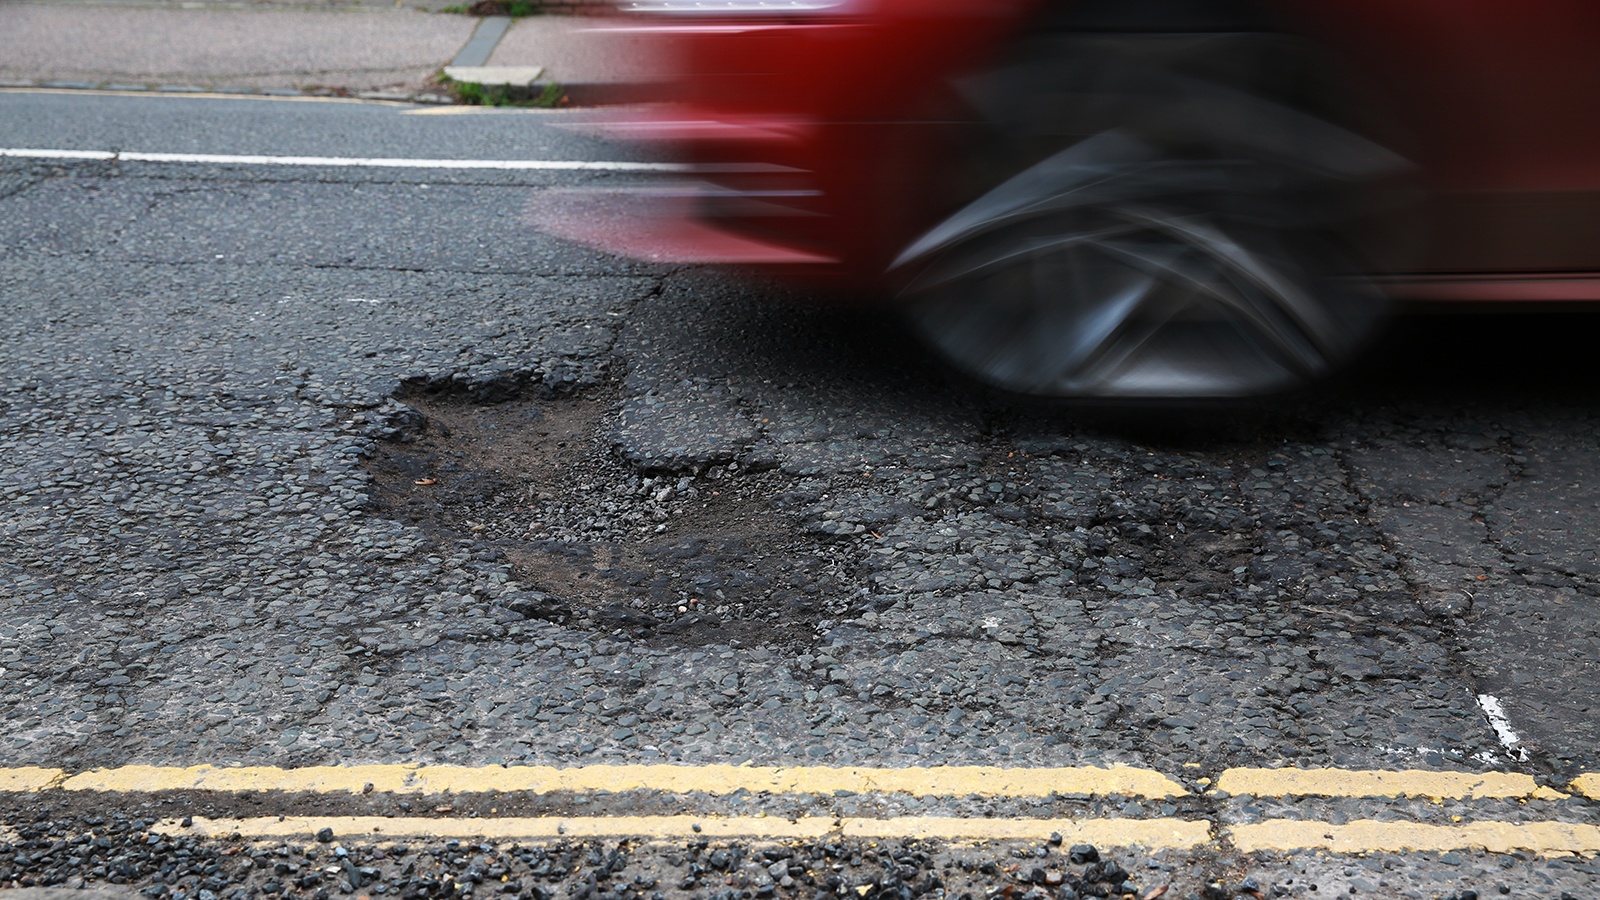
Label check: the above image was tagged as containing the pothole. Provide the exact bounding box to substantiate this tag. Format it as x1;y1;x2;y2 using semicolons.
363;375;864;649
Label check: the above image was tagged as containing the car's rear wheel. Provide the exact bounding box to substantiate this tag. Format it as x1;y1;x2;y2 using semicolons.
892;7;1409;400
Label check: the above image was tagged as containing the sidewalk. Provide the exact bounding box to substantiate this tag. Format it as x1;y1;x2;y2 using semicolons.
0;0;642;101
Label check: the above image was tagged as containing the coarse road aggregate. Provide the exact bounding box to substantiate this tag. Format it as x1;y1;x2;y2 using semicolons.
2;90;1600;898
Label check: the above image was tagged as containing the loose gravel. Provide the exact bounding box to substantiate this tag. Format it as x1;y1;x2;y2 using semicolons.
4;813;1600;900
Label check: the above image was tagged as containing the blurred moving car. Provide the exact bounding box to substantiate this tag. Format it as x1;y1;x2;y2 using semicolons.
540;0;1600;400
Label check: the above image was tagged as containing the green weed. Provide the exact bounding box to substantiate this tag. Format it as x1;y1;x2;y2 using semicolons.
439;0;542;15
440;72;566;108
531;81;565;107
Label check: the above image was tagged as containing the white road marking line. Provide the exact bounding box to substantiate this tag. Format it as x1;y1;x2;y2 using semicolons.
0;148;685;172
1477;694;1529;762
275;296;390;304
2;148;113;160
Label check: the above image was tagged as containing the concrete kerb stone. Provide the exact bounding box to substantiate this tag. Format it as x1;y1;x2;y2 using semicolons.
441;65;544;87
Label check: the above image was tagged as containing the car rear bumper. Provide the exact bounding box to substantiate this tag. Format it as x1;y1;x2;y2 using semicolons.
528;183;839;266
530;9;1032;281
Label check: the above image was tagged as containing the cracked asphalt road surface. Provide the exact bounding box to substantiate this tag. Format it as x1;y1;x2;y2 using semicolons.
2;90;1600;898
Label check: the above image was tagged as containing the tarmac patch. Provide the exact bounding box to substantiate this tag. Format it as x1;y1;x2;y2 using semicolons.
363;376;870;649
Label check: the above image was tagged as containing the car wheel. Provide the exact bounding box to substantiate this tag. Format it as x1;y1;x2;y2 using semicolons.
891;10;1410;400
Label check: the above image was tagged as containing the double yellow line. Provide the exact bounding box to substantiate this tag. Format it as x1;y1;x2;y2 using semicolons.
5;763;1598;856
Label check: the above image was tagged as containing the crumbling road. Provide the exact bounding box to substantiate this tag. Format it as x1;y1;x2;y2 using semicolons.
2;89;1599;898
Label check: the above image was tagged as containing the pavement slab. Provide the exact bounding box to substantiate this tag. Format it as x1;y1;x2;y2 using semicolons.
488;15;664;87
0;4;477;93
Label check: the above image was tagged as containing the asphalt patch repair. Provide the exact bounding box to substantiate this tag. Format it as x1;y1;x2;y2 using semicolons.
362;376;865;650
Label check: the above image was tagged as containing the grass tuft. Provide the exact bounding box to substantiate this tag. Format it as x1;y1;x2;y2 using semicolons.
439;72;567;108
441;0;542;16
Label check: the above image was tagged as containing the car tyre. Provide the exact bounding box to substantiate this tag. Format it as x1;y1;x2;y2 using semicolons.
892;10;1410;400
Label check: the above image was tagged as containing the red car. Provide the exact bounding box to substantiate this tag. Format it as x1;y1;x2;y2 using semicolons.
543;0;1600;399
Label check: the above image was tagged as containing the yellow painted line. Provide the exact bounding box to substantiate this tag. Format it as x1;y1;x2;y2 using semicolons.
0;767;64;792
841;816;1211;848
163;816;832;841
1230;818;1600;856
20;763;1591;805
1215;768;1568;801
49;764;1188;799
156;815;1210;848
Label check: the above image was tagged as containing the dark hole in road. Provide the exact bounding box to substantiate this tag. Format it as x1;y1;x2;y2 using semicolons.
363;375;862;649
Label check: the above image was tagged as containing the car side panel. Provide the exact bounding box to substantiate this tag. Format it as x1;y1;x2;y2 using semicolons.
1284;0;1600;272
